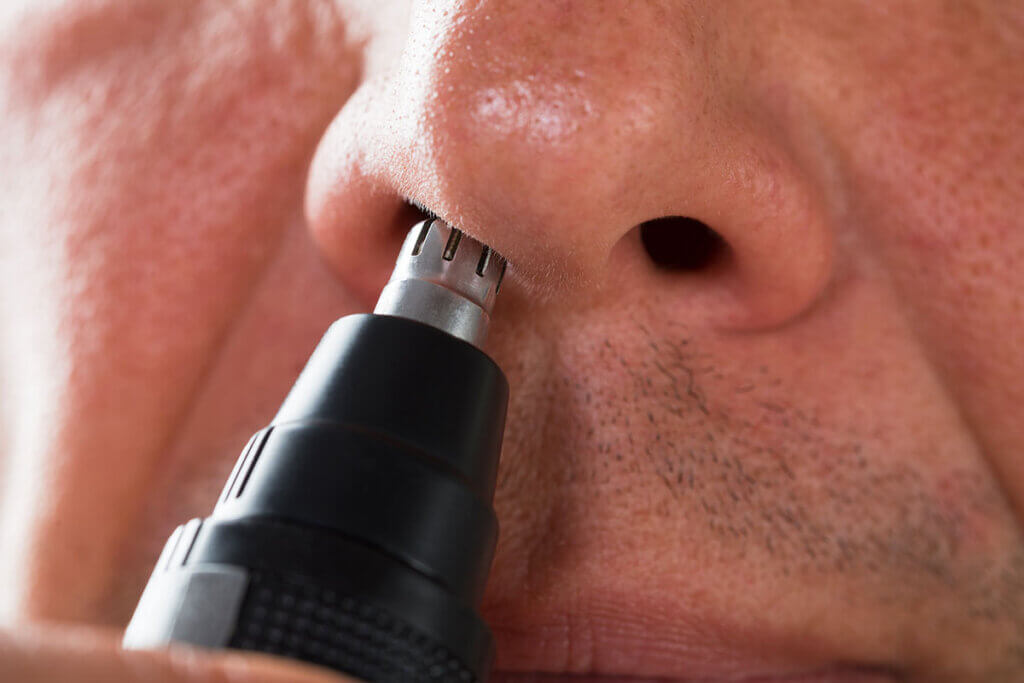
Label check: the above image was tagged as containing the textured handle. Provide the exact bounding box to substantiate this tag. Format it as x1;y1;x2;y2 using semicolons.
124;516;494;682
230;569;476;683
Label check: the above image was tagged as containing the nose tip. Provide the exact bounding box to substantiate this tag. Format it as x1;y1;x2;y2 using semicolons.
409;29;669;291
309;2;684;284
306;2;837;329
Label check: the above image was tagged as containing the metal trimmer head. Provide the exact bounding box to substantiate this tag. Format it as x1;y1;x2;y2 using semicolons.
374;219;507;348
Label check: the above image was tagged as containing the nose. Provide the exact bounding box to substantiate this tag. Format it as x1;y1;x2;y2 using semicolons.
306;2;835;329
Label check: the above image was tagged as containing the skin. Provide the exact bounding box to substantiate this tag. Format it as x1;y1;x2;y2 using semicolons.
0;0;1022;681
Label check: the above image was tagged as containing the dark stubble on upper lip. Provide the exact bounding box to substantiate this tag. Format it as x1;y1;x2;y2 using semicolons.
487;302;1024;679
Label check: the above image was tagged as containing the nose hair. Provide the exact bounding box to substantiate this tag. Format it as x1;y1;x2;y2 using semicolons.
306;3;835;329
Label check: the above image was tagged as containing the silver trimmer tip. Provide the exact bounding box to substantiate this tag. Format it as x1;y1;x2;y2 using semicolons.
374;218;507;348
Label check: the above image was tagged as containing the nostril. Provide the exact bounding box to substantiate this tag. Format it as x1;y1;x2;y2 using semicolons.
639;216;727;271
398;199;436;228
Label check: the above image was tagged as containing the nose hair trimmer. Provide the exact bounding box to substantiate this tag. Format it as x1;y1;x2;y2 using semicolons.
123;219;509;683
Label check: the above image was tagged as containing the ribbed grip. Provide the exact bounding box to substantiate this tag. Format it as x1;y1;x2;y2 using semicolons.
230;570;476;683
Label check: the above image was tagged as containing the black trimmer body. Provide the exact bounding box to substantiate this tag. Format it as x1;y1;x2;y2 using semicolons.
124;219;509;683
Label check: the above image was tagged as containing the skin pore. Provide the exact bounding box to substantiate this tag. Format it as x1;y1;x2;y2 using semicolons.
1;1;1023;681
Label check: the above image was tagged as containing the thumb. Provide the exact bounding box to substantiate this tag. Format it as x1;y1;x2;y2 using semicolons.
0;624;357;683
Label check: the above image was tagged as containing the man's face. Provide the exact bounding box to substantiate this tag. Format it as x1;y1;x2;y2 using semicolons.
1;1;1023;681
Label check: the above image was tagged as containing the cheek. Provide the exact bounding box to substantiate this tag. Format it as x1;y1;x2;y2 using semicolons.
740;0;1024;519
0;0;364;622
828;38;1024;517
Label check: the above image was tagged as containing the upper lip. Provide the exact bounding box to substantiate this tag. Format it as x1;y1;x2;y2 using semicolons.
490;675;896;683
482;592;901;682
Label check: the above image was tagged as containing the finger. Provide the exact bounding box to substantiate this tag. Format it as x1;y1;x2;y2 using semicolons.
0;624;356;683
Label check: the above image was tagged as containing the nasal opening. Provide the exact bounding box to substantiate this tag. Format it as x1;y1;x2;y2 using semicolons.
639;216;728;271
